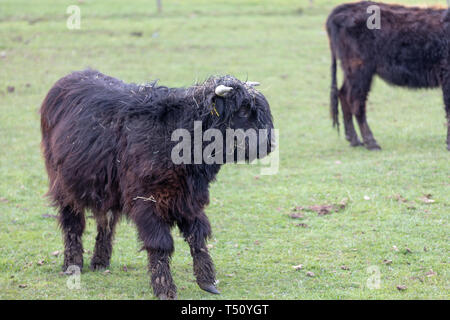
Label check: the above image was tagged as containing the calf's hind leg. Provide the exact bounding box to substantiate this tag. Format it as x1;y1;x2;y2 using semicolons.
59;205;85;273
90;211;118;270
178;214;219;294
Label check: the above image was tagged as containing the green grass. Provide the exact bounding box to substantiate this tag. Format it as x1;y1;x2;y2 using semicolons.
0;0;449;300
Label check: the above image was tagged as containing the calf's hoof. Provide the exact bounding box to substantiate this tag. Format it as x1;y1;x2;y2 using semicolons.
158;292;178;300
152;279;177;300
90;259;109;271
62;263;83;274
198;283;220;294
156;287;177;300
62;256;83;274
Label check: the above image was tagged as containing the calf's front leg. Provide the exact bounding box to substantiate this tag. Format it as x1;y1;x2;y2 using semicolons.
178;214;219;294
133;207;177;300
148;248;176;300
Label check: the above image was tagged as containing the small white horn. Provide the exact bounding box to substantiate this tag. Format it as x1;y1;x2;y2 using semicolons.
215;85;233;96
246;81;260;87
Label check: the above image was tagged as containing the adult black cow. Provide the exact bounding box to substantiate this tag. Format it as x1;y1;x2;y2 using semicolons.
40;69;275;299
327;1;450;150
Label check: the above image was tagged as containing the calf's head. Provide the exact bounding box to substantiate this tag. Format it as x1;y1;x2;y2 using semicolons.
200;76;275;163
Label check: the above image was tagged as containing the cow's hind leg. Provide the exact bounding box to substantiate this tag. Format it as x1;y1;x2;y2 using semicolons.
355;106;381;150
447;110;450;151
132;206;177;300
446;106;450;151
339;80;363;147
59;205;85;273
178;214;219;294
442;82;450;151
90;211;119;270
348;69;381;150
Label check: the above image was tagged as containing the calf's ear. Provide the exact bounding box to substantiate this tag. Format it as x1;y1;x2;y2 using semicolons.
212;96;226;116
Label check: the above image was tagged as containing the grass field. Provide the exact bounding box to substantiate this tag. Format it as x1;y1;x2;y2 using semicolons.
0;0;448;299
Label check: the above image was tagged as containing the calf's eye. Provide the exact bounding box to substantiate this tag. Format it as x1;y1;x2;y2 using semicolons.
238;106;251;118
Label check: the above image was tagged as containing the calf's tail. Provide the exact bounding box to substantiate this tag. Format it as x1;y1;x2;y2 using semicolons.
40;85;60;138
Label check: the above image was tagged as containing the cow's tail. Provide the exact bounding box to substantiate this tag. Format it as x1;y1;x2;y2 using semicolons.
327;13;340;133
330;50;339;132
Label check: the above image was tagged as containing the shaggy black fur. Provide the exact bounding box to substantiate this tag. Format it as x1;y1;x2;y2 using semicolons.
40;69;274;299
327;1;450;151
